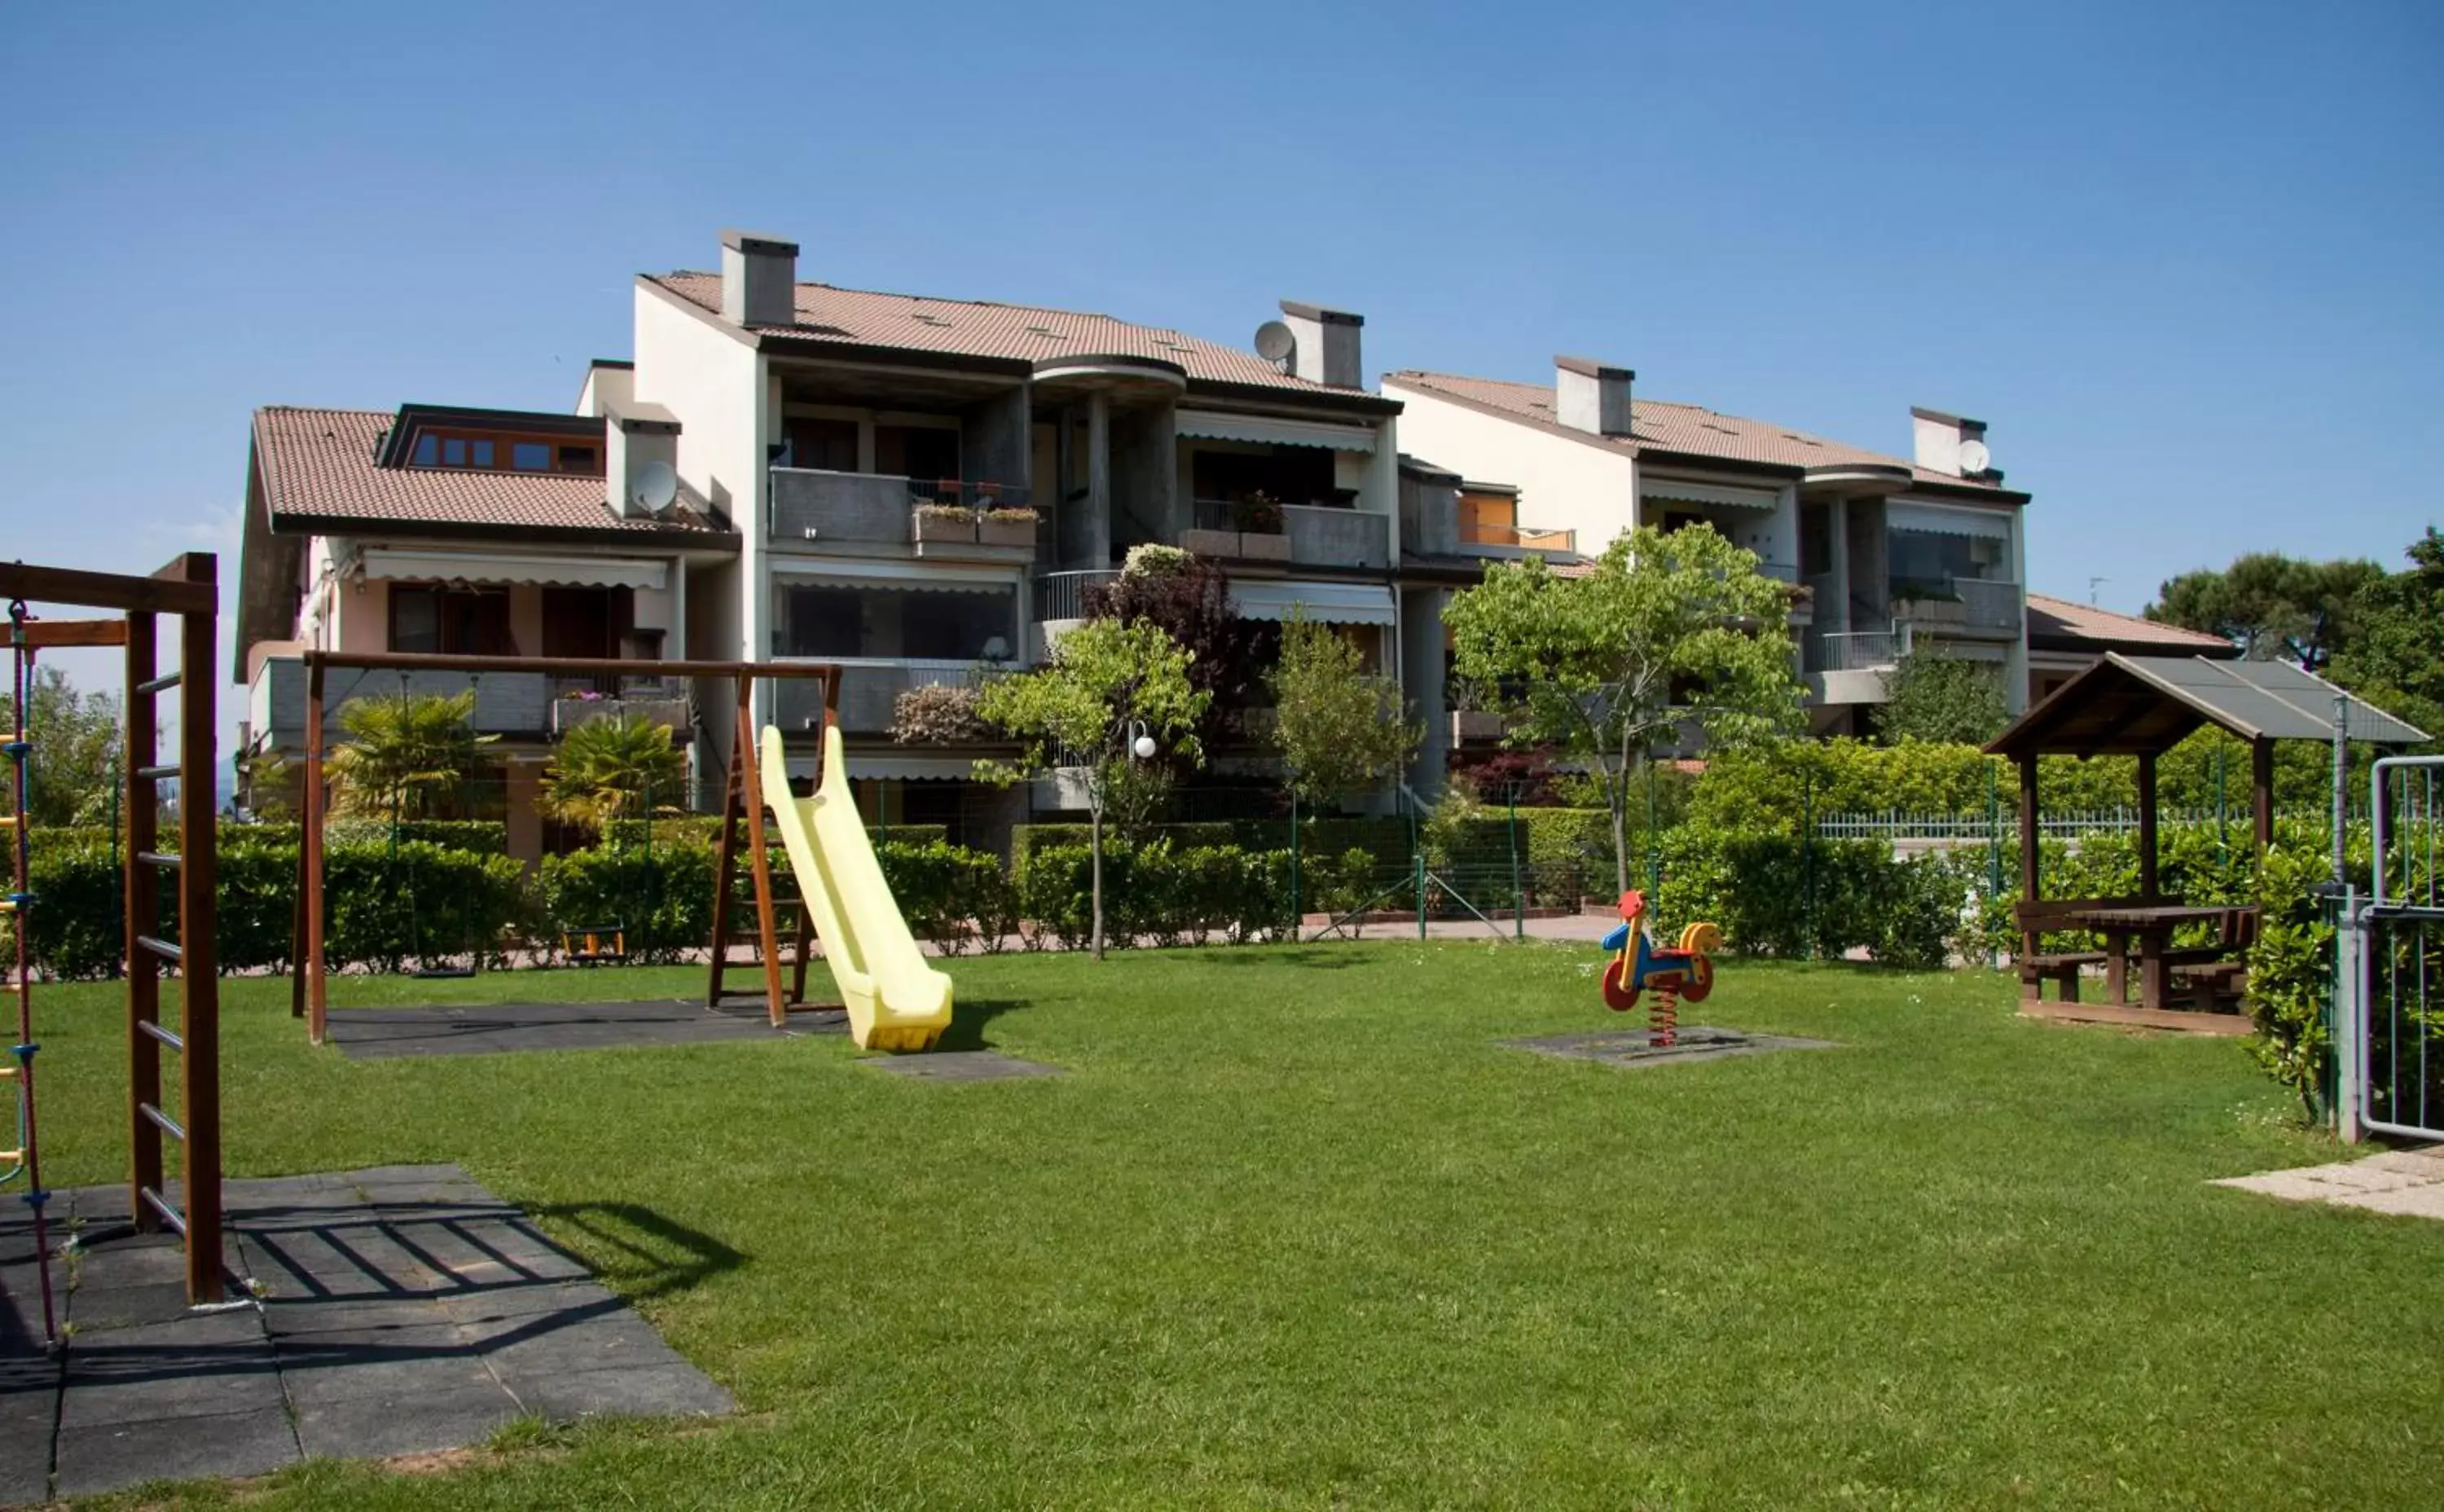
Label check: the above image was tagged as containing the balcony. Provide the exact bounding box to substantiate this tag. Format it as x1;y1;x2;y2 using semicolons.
1892;577;2021;637
1183;500;1391;570
772;658;987;737
547;680;694;739
768;468;1036;564
246;656;658;753
1033;569;1120;624
1460;520;1576;553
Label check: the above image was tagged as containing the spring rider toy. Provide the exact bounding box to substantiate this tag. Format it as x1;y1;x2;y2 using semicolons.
1598;890;1723;1046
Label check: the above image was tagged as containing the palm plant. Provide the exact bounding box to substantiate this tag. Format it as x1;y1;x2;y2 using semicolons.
327;690;495;820
540;714;688;842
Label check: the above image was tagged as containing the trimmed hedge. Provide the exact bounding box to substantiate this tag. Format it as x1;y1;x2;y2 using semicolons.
535;843;719;965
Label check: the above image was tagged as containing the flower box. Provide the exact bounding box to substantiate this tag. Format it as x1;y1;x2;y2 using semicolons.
976;510;1038;549
912;507;978;546
1180;527;1238;558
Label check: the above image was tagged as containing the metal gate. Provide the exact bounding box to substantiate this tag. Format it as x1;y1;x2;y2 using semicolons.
2340;755;2444;1142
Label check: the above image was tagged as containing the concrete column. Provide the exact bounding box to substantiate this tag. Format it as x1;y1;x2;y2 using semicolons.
1084;390;1112;568
1828;497;1852;634
961;384;1031;494
1400;587;1449;798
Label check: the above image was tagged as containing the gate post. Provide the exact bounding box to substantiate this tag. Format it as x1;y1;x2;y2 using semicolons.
2334;882;2362;1145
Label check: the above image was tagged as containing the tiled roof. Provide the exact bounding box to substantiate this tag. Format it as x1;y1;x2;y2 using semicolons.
2027;593;2238;654
1386;371;2015;494
252;407;727;538
648;272;1382;402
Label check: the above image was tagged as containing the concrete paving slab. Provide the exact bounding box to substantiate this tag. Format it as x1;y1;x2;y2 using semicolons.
54;1405;300;1499
1501;1025;1839;1070
293;1387;525;1460
859;1049;1066;1083
327;1000;803;1059
507;1361;736;1422
2213;1142;2444;1220
7;1163;733;1497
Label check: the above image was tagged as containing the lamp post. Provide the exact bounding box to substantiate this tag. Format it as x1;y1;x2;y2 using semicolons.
1091;719;1156;960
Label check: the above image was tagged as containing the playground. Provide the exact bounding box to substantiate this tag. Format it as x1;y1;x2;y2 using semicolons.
9;948;2441;1507
2;555;2440;1507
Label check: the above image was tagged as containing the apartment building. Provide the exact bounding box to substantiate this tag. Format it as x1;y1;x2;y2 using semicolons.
1385;361;2033;737
237;230;1409;850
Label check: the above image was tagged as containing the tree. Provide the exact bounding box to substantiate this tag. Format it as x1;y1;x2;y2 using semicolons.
2146;552;2385;665
2330;525;2444;748
1444;525;1802;892
1875;648;2009;745
540;714;688;842
1267;611;1419;809
1088;546;1273;753
0;666;121;829
326;690;495;820
974;618;1210;958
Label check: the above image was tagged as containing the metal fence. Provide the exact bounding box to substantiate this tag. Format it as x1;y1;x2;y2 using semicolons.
2339;756;2444;1143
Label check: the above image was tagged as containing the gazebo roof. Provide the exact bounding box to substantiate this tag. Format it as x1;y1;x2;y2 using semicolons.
1986;653;2429;759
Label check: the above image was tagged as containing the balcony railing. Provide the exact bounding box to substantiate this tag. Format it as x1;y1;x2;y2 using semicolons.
247;657;555;749
768;468;1032;553
1806;627;1907;674
1460;521;1576;552
1892;576;2022;634
1034;569;1120;623
772;657;988;736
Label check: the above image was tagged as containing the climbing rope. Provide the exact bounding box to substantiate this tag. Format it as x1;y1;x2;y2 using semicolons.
3;596;59;1348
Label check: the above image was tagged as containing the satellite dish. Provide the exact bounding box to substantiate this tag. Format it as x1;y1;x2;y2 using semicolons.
1253;320;1297;365
631;459;679;516
1957;439;1991;475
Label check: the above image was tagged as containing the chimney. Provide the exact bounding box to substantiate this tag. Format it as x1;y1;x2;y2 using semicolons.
1555;356;1634;436
720;229;799;327
604;398;681;520
1279;300;1364;388
1911;407;1990;477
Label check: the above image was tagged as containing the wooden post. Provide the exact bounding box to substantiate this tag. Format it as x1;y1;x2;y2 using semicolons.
303;658;328;1044
734;692;785;1028
2136;750;2160;901
178;558;222;1304
124;611;163;1228
2016;753;2041;962
2251;737;2275;858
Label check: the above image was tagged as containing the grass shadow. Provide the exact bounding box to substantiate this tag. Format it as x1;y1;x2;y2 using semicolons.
934;997;1026;1052
1197;948;1369;970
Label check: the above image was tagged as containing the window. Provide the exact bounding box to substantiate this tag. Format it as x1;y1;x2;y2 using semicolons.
874;424;960;483
785;418;860;472
402;429;603;476
388;585;515;656
1888;529;1995;600
1190;445;1336;509
772;581;1016;661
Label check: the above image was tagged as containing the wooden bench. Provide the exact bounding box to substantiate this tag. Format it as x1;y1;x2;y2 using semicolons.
2169;908;2258;1013
2012;896;2153;1003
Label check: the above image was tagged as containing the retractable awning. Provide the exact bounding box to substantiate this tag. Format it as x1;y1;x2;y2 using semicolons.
1230;580;1396;626
771;561;1016;596
1888;502;2013;540
1176;409;1378;453
356;547;667;591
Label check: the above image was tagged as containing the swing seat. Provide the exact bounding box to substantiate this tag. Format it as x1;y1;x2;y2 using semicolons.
560;924;628;966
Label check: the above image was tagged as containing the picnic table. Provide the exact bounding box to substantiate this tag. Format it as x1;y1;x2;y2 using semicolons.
2051;903;2255;1011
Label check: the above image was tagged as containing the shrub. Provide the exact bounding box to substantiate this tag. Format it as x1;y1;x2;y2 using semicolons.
874;839;1010;956
537;842;718;965
322;842;530;974
891;683;990;746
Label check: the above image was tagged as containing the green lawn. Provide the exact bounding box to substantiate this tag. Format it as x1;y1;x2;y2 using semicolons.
31;944;2443;1510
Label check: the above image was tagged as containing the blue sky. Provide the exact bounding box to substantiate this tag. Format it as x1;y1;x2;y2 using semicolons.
2;0;2438;737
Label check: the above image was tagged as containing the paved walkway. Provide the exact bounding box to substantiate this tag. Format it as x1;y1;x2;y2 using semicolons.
1;1165;732;1502
2213;1144;2444;1219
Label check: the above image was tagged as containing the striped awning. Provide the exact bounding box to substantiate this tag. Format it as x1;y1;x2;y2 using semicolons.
355;547;667;591
1176;409;1378;453
1229;580;1396;626
1888;501;2013;540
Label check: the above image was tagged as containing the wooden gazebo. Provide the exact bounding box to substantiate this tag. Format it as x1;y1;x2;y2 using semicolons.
1984;653;2428;1024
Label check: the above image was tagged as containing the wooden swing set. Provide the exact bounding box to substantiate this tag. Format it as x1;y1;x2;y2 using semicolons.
289;651;842;1045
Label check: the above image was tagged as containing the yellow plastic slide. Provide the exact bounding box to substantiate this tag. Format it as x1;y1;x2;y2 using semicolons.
758;723;952;1052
